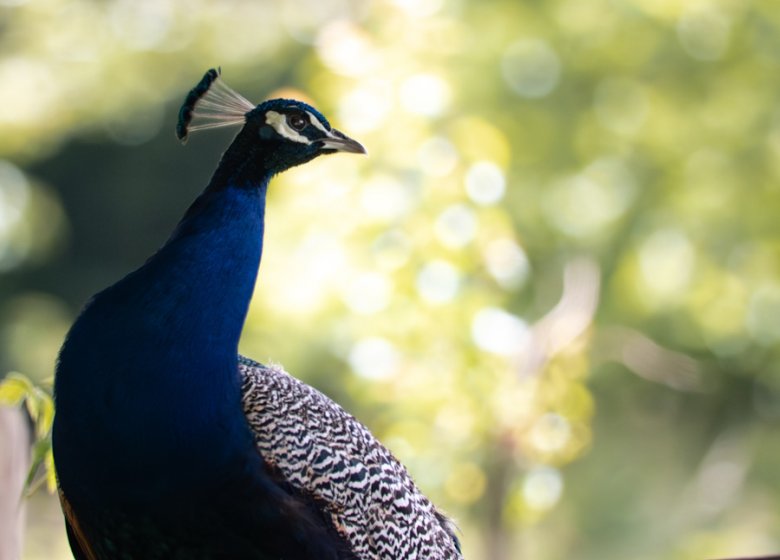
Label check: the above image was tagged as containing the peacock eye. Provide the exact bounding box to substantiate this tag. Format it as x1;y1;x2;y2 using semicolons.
287;113;308;131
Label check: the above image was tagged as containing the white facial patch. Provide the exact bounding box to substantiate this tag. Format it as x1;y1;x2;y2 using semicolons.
265;110;311;144
307;111;334;136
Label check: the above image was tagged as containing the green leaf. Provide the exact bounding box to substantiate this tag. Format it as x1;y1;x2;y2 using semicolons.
1;373;57;497
24;438;52;498
25;392;39;422
35;390;55;439
45;449;57;494
0;373;34;407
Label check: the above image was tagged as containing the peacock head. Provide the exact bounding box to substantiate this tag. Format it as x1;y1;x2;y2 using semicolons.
176;68;365;174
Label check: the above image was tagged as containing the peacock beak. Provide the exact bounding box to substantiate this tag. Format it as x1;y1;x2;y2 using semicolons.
319;130;367;155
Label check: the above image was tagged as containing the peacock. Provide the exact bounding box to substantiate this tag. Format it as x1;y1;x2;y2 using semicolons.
51;68;463;560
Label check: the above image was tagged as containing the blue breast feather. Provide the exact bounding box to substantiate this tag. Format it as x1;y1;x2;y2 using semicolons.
54;171;357;557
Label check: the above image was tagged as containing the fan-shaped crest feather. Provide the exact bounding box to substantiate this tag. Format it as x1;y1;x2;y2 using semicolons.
176;68;255;142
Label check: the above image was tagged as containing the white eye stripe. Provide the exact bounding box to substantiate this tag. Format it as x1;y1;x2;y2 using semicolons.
307;111;334;136
265;110;311;144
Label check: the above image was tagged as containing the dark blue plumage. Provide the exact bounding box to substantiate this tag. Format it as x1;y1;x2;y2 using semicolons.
53;70;462;560
54;72;364;559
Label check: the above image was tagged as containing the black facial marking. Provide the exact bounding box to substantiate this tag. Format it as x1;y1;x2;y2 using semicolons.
258;126;274;139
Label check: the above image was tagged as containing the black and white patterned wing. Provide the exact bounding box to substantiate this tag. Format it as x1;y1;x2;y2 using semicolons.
238;356;463;560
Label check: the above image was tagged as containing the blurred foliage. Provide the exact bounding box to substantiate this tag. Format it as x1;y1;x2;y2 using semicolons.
0;373;56;496
1;0;780;559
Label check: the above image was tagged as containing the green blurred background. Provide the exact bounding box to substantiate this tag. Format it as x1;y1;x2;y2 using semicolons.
2;0;780;558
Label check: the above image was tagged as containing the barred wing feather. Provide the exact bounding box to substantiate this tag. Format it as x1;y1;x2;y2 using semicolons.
238;356;463;560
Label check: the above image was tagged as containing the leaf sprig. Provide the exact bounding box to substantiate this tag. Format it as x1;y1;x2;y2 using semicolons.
0;372;57;496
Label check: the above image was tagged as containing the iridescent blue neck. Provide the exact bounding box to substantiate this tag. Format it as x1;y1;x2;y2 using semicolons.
54;163;272;506
145;176;269;354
